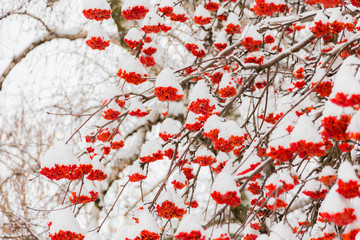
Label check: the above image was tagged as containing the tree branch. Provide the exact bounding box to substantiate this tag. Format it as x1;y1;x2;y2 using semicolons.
0;32;86;91
1;12;53;33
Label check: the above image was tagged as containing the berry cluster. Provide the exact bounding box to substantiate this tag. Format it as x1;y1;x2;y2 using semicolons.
241;37;263;52
85;37;110;50
122;6;149;20
82;9;111;21
49;230;85;240
154;87;184;101
70;191;98;204
251;0;287;16
210;191;241;207
117;69;148;85
156;200;187;219
174;231;205;240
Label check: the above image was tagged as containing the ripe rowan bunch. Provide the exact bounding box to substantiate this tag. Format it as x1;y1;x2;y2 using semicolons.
37;0;360;239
